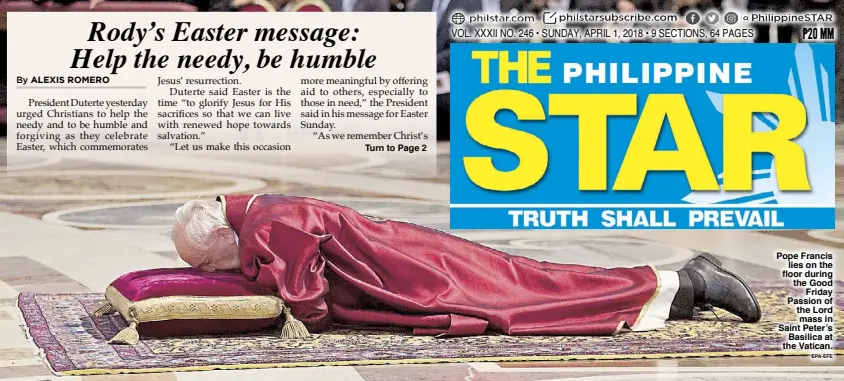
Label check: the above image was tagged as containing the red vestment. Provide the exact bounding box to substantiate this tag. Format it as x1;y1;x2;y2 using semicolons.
220;194;663;336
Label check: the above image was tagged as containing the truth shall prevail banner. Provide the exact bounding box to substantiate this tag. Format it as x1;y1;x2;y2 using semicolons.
449;43;836;230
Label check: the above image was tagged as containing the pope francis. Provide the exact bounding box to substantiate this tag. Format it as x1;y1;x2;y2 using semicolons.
171;194;762;338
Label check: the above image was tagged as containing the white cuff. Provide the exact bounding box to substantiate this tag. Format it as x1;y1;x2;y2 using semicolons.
631;270;680;332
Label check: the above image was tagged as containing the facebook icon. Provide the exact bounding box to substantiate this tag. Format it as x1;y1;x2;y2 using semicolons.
685;11;700;25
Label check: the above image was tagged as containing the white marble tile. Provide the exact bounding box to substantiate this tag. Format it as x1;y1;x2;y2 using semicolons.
535;373;844;380
0;321;34;349
85;229;178;254
65;151;449;202
0;359;46;367
1;306;21;323
470;363;844;373
836;149;844;165
175;366;364;381
0;280;20;299
0;212;181;292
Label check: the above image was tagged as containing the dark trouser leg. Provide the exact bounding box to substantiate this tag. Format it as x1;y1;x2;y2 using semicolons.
777;25;794;42
669;270;695;319
754;23;771;42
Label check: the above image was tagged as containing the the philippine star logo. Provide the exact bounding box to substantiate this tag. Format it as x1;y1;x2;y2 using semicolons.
683;44;834;206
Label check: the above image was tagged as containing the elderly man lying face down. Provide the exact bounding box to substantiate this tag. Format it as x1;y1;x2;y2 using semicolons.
172;194;762;337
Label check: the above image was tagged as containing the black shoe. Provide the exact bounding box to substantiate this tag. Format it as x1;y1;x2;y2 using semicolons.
684;253;722;267
683;255;762;323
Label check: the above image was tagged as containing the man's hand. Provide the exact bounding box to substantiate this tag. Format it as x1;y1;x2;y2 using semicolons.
89;0;107;8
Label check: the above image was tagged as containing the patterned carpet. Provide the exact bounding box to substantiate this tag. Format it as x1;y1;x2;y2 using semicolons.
17;283;844;376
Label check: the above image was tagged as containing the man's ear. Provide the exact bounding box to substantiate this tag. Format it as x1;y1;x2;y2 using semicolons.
215;227;235;243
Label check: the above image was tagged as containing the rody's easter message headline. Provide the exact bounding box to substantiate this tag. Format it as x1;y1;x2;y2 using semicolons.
67;21;380;76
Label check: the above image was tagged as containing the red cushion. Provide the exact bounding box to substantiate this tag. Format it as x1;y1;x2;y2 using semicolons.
112;267;275;301
109;268;281;337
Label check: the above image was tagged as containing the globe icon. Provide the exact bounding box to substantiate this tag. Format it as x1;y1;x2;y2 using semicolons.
451;13;465;25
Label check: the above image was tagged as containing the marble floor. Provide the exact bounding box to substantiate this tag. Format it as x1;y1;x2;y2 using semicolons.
1;138;844;380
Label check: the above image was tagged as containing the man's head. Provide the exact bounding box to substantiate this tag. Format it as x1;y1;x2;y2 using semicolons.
172;200;241;272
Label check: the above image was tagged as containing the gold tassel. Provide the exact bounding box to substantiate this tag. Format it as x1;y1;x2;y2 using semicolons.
108;321;139;345
280;307;309;339
92;301;117;317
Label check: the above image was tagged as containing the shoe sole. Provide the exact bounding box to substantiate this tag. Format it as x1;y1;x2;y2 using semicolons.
696;254;762;323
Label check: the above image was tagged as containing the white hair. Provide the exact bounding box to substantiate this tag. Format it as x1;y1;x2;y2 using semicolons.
172;200;230;249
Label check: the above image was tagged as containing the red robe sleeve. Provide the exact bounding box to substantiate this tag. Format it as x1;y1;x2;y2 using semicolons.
239;220;332;331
